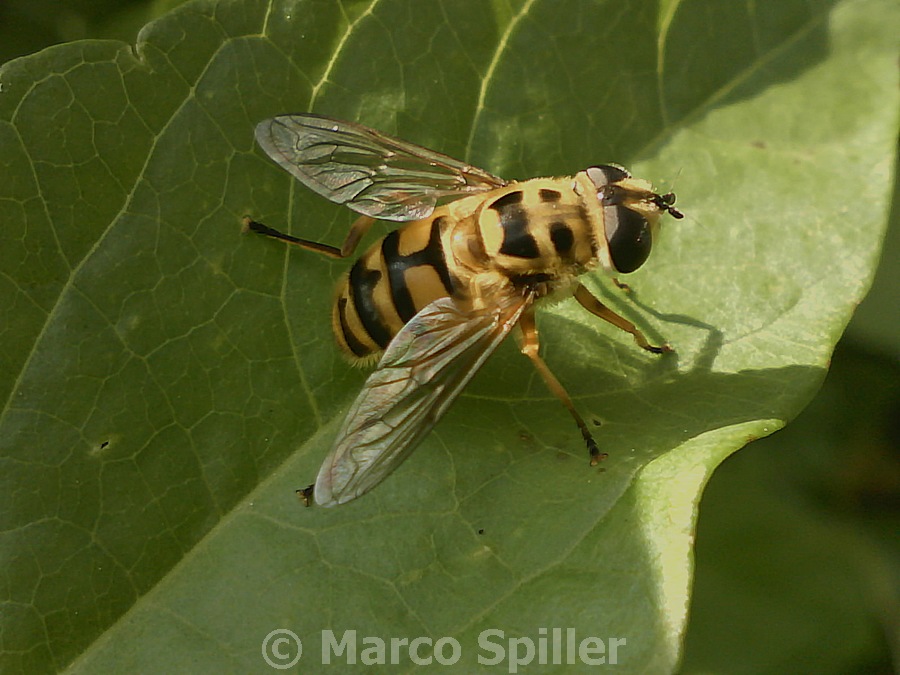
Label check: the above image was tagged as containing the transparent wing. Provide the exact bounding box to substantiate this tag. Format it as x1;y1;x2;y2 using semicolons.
314;295;530;507
255;114;507;221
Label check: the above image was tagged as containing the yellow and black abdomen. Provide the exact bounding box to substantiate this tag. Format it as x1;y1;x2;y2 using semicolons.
332;215;459;360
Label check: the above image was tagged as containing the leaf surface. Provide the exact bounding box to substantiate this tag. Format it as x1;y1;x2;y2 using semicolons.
0;0;897;672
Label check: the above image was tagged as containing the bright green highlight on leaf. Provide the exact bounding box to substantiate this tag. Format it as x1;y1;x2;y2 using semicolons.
0;0;897;672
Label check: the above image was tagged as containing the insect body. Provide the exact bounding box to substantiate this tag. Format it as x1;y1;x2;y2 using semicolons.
246;114;683;507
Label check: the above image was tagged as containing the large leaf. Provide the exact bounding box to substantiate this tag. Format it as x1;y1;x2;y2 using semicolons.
1;0;896;672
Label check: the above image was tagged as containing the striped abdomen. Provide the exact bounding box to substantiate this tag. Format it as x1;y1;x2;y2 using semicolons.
332;215;458;359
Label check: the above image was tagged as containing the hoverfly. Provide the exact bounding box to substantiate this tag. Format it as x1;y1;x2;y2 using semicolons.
245;114;683;507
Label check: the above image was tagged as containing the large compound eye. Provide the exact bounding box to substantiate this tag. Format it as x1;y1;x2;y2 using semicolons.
604;204;652;273
586;164;631;189
585;164;653;272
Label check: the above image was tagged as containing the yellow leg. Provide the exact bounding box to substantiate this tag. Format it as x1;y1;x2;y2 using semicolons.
242;214;375;259
573;284;671;354
518;309;606;465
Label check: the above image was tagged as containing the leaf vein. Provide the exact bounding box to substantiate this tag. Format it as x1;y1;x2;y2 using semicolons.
464;0;539;161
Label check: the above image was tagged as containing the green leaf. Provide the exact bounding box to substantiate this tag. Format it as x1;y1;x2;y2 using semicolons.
1;0;896;672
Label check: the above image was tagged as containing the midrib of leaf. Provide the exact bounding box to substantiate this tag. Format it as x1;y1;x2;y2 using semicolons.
308;0;382;106
464;0;537;160
276;0;386;427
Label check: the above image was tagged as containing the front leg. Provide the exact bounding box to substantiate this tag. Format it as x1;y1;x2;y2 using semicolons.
573;284;671;354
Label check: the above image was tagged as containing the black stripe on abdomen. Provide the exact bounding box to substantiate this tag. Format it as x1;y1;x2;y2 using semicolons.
381;231;417;323
382;217;456;323
348;262;392;349
335;296;370;357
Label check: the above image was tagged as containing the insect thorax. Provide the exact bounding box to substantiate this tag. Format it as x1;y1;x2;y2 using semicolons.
472;178;598;280
331;178;599;361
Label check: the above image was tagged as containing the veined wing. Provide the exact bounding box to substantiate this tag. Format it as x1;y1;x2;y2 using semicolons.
314;294;530;507
255;114;507;221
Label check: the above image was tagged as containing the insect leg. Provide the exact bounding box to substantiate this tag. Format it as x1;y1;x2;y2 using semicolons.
573;284;671;354
296;484;314;507
242;214;376;259
611;277;631;292
518;308;606;465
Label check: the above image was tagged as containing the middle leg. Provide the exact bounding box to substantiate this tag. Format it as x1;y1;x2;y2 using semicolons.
517;308;606;465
